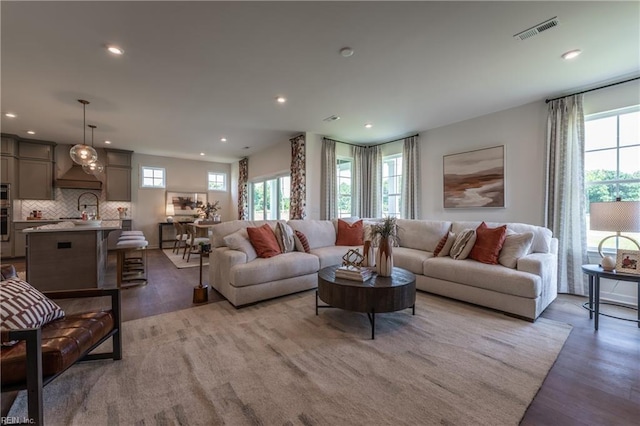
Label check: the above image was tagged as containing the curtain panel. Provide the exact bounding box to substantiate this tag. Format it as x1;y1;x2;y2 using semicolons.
545;95;588;295
289;134;306;219
401;135;420;219
238;157;249;220
321;138;337;219
353;145;382;218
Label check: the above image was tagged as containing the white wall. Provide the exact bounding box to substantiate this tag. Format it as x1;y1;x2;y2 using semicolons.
131;153;231;248
306;133;323;219
419;101;547;225
247;138;291;180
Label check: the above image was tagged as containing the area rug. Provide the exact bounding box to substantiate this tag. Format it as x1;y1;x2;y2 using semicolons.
9;291;571;425
162;248;208;269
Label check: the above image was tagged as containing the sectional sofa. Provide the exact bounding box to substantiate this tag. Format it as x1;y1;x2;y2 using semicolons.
209;219;558;321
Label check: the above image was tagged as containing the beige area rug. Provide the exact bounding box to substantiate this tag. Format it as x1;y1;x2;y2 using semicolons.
162;248;208;269
9;292;571;425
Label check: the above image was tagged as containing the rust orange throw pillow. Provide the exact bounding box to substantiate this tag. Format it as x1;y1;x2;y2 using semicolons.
336;219;364;246
247;223;282;258
469;222;507;264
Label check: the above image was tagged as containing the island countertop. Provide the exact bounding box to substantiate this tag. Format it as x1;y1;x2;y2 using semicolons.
22;223;122;233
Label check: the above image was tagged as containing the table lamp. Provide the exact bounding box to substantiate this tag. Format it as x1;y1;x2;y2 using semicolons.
166;203;175;223
589;199;640;271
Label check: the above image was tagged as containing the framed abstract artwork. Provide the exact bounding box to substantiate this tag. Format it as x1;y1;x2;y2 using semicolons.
166;191;207;216
443;145;505;208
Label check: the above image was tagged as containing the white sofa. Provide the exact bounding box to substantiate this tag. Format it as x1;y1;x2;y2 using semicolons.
209;218;558;321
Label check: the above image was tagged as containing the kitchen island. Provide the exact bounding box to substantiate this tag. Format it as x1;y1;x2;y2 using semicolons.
23;222;121;291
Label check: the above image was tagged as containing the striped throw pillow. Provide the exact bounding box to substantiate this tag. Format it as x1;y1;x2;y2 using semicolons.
1;277;65;346
294;230;311;253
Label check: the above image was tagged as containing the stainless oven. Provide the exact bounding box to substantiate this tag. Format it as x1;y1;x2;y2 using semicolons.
1;184;11;242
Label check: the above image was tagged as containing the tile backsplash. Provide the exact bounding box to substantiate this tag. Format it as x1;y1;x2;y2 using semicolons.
19;188;132;220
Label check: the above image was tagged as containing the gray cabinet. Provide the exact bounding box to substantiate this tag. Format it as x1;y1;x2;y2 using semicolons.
1;136;16;185
16;139;56;200
105;149;132;201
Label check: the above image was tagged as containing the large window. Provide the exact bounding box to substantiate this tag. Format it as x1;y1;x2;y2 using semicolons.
250;175;290;220
337;158;353;218
585;106;640;251
140;166;165;188
382;154;402;218
208;172;226;191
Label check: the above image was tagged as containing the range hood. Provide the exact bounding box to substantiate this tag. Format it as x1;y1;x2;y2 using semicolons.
56;164;102;190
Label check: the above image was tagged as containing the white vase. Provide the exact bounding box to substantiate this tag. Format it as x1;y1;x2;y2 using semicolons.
375;238;393;277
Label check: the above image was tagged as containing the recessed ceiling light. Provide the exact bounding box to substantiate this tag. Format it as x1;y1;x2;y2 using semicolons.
276;96;287;104
221;138;227;142
27;130;35;135
364;123;373;129
200;152;205;156
339;47;354;58
104;140;112;144
107;45;124;55
5;113;17;118
561;49;581;60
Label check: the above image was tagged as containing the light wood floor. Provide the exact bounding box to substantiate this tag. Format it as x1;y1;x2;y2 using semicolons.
2;250;639;424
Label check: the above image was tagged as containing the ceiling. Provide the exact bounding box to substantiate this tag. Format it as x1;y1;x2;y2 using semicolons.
1;1;639;163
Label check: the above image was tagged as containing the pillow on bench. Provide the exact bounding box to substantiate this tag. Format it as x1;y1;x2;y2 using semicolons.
1;277;65;346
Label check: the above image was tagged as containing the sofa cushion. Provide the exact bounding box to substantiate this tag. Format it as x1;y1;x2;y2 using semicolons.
230;252;319;288
1;277;65;346
275;222;296;253
294;230;311;253
247;224;282;258
310;246;363;269
450;229;476;260
423;257;540;298
469;222;508;265
437;232;455;257
336;219;364;246
1;310;115;385
452;221;551;254
223;229;258;262
211;220;252;248
396;220;451;252
499;231;534;269
288;220;336;249
393;247;434;275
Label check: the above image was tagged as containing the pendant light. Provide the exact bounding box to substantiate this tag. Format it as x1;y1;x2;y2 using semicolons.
82;125;104;175
69;99;98;165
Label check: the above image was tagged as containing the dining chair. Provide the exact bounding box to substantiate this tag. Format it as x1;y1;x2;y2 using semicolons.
183;224;209;262
172;222;189;254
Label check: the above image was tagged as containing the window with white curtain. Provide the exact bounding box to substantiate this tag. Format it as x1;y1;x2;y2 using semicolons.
337;158;353;218
585;105;640;251
382;154;402;217
250;175;290;220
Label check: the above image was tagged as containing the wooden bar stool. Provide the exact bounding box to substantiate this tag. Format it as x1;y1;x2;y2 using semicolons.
116;239;148;288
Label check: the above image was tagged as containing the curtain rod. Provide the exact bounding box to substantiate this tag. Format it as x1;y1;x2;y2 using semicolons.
545;76;640;104
325;133;419;148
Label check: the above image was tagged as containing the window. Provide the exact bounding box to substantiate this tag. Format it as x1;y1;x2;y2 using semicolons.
250;175;290;220
585;106;640;251
141;166;165;188
337;158;353;218
208;172;226;191
382;154;402;218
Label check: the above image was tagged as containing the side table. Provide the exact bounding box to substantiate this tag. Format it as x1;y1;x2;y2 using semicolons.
581;264;640;330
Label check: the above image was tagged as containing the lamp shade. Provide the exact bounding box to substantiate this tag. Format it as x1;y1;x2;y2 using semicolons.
166;203;175;216
589;201;640;232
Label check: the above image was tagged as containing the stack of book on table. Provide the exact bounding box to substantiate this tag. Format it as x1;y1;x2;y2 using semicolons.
335;265;373;282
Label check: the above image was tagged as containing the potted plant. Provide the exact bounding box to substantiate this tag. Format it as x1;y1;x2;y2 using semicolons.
196;201;220;220
370;216;399;277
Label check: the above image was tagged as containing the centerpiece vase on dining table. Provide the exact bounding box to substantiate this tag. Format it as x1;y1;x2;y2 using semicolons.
376;237;393;277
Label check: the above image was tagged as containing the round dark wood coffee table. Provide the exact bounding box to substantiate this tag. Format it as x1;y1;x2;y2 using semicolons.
316;265;416;339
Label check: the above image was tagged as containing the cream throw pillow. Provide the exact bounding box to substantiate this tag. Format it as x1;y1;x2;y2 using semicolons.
437;232;456;257
499;231;534;268
450;229;477;260
275;222;296;253
223;228;258;262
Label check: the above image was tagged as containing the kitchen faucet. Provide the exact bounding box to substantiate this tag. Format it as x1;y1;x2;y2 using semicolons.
77;192;100;219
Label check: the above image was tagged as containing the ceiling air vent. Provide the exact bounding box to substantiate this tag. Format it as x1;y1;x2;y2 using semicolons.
513;17;559;41
323;115;341;122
